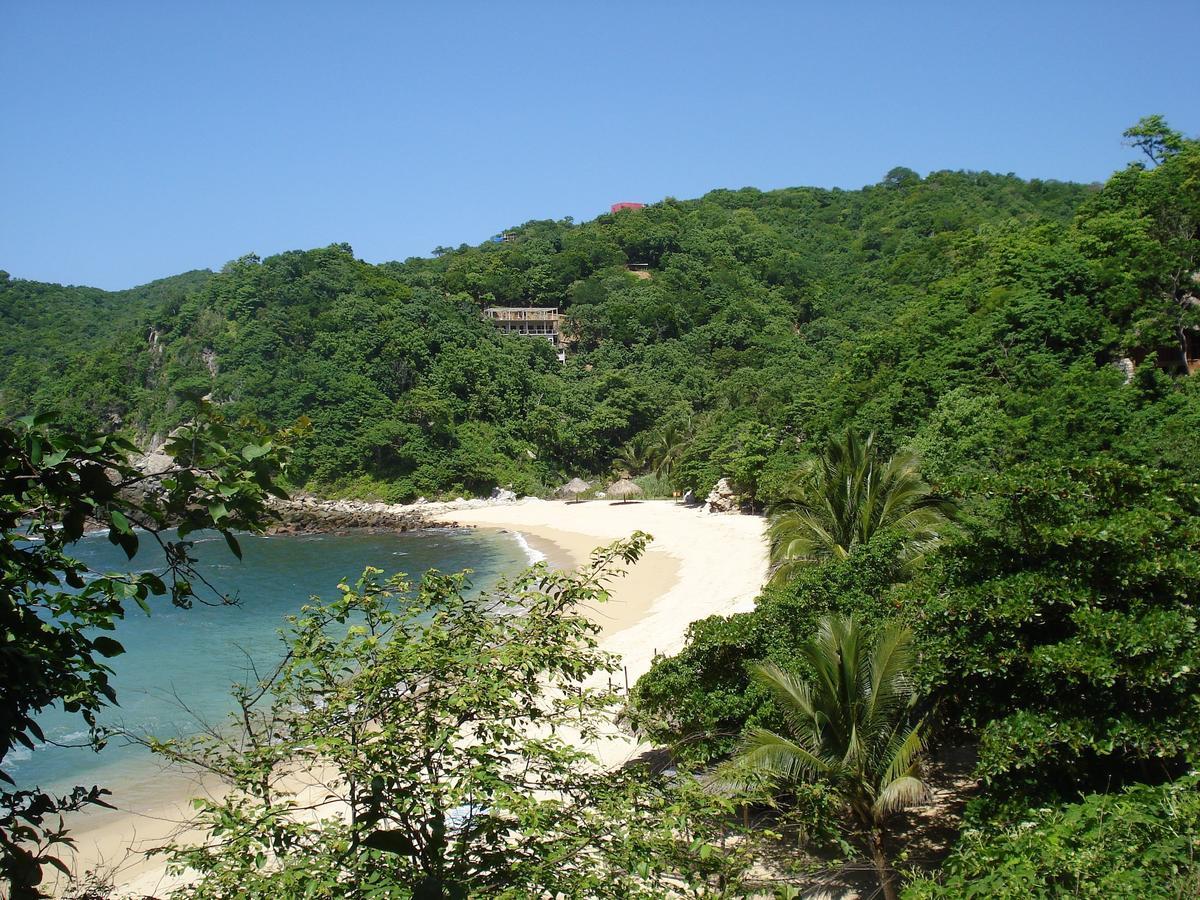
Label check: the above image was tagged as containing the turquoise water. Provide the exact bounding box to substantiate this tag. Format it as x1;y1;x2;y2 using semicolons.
6;527;534;803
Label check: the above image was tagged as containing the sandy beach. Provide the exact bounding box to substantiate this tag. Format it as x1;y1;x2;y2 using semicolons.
53;499;769;896
430;499;769;688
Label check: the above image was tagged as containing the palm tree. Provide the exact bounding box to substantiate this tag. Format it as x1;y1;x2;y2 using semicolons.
728;615;928;900
646;421;691;482
767;430;953;585
612;436;649;477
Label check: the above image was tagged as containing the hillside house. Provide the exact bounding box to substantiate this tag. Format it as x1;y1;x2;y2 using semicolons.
484;307;566;363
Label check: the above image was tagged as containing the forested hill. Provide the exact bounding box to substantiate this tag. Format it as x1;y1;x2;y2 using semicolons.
0;269;212;428
2;133;1197;502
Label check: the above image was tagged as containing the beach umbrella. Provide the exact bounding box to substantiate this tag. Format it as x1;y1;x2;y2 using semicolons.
559;477;591;502
606;477;644;504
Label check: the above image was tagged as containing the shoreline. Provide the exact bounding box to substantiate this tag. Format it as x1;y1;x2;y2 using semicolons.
430;500;768;770
53;499;769;895
478;523;683;641
428;499;768;689
262;492;541;534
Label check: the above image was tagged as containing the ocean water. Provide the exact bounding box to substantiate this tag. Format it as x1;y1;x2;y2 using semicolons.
6;527;534;804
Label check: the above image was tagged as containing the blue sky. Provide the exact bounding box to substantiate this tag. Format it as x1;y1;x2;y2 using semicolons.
3;1;1198;290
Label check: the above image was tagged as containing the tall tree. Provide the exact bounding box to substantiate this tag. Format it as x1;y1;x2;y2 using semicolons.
766;431;953;584
612;434;649;477
1122;114;1185;166
646;421;691;482
724;615;928;900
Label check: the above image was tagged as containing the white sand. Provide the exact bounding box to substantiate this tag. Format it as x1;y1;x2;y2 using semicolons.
53;499;769;895
431;499;769;769
431;498;768;686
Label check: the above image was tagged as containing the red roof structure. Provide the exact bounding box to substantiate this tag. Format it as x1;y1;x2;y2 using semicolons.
610;201;645;213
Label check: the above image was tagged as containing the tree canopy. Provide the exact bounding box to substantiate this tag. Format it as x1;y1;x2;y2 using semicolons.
0;409;296;895
3;117;1200;895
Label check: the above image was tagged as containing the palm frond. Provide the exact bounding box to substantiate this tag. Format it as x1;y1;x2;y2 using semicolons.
863;623;915;729
880;720;926;790
737;727;840;783
749;662;819;737
765;429;953;586
799;618;855;743
874;775;930;816
726;613;930;841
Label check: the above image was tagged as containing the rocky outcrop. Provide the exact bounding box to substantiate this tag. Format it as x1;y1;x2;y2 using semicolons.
130;447;174;477
266;496;437;534
703;478;740;514
1115;357;1136;384
126;441;518;533
265;488;526;534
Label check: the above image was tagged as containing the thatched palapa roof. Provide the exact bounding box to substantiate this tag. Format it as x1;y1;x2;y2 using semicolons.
557;477;591;501
606;477;643;503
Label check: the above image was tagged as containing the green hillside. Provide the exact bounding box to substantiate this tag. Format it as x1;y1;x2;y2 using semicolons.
4;163;1152;501
0;269;212;428
4;118;1200;894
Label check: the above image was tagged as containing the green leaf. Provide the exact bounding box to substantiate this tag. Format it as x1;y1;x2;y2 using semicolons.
44;855;73;877
92;636;125;658
116;531;138;560
110;508;133;535
222;530;243;560
363;828;417;855
242;442;271;461
140;572;167;595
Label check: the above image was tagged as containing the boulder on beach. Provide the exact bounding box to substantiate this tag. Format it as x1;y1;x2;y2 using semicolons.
703;478;739;514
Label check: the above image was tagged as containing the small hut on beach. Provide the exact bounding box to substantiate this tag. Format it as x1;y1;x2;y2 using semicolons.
606;477;644;504
558;477;591;503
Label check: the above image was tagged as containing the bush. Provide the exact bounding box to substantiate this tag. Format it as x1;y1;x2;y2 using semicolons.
909;460;1200;811
903;775;1200;898
630;538;906;763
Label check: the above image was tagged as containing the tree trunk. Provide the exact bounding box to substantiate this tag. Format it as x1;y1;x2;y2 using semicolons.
870;825;899;900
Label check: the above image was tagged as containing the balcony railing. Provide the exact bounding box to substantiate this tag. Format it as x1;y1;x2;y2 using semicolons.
484;307;560;322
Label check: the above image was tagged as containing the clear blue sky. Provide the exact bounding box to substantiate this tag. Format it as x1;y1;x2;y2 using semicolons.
3;1;1197;290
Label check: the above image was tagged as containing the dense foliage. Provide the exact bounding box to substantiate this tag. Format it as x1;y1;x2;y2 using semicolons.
766;429;954;583
631;539;907;763
2;168;1097;501
0;410;293;896
3;117;1199;893
149;538;750;898
910;460;1200;813
904;775;1200;898
0;270;211;430
631;118;1200;891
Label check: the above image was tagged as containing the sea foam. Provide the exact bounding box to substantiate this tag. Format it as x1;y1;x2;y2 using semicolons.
511;531;547;565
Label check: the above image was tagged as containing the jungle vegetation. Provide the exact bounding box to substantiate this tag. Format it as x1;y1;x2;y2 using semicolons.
2;116;1198;895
